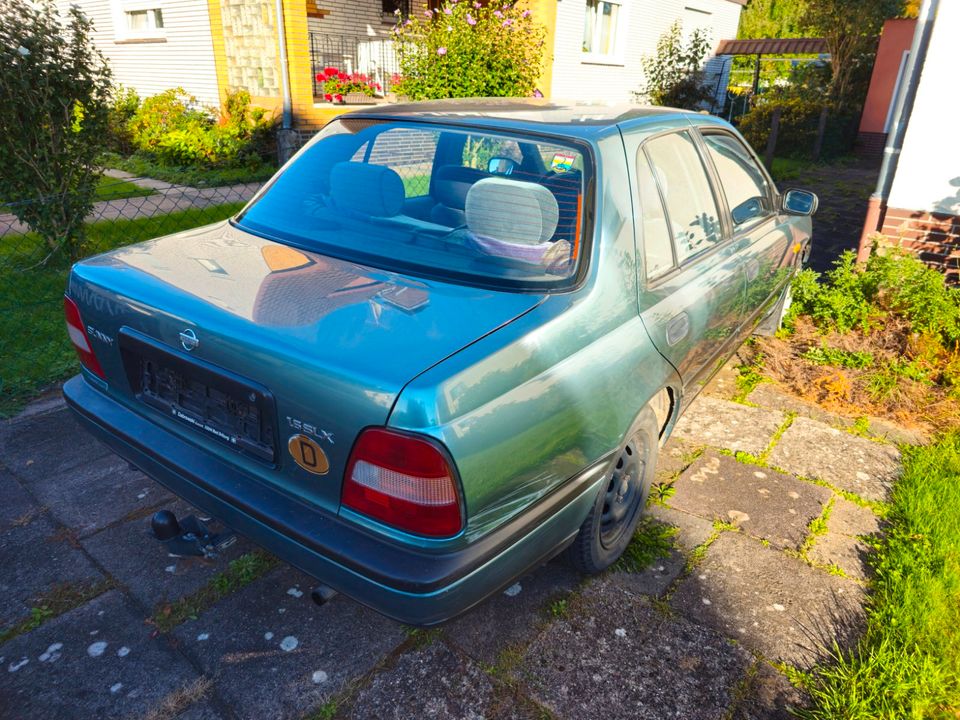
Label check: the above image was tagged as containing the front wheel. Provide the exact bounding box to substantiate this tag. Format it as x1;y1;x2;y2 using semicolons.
566;407;658;574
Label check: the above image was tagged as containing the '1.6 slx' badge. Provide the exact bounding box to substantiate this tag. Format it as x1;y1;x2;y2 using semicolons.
288;434;330;475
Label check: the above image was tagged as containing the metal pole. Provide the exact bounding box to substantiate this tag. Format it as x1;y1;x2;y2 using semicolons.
275;0;293;131
857;0;940;262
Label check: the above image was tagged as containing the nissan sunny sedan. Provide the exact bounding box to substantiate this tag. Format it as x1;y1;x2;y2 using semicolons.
63;100;816;625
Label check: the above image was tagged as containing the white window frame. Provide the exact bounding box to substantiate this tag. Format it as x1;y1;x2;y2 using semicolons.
581;0;628;66
113;0;167;43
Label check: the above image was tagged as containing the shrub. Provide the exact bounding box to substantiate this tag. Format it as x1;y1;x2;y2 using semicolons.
106;85;140;154
0;0;113;262
737;96;858;160
638;21;714;109
788;250;960;347
392;0;547;100
127;88;274;169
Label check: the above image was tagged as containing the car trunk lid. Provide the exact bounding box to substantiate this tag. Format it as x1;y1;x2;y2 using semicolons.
67;221;544;513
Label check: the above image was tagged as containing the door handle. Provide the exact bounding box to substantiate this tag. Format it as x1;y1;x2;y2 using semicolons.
666;312;690;346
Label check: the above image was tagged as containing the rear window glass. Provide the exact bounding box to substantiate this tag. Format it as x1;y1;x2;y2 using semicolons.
237;119;589;289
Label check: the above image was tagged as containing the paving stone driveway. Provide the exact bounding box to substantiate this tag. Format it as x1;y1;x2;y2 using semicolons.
0;375;901;720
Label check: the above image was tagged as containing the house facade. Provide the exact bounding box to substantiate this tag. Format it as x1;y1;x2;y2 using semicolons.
859;0;960;279
67;0;744;130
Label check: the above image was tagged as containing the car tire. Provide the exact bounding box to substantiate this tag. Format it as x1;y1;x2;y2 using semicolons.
566;406;659;574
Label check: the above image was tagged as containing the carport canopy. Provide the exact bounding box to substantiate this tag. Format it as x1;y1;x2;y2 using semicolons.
714;37;829;95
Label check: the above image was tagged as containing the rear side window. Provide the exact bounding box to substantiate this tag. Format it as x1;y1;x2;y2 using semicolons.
635;150;674;280
237;119;589;289
701;132;773;227
643;131;722;264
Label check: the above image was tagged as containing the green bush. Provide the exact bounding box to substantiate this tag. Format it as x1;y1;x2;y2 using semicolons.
127;88;274;169
738;96;857;160
788;250;960;346
0;0;112;262
106;85;140;154
392;0;547;100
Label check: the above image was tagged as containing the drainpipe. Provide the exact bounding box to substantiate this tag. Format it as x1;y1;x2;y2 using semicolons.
275;0;296;162
856;0;939;263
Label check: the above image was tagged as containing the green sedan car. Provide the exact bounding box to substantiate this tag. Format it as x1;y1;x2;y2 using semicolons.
63;100;816;624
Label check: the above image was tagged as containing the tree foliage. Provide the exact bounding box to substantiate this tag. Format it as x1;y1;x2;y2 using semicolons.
639;21;714;110
802;0;901;104
392;0;547;100
737;0;806;39
0;0;112;262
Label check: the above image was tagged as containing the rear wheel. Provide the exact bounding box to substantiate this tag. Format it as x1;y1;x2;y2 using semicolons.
566;407;658;574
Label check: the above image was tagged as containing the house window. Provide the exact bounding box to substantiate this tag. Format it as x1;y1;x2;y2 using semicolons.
126;8;163;31
582;0;621;56
114;1;166;42
382;0;411;18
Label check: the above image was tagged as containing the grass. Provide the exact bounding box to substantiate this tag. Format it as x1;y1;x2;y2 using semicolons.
94;175;154;202
800;432;960;719
100;150;276;188
614;517;677;573
151;551;278;632
0;578;116;645
0;201;245;417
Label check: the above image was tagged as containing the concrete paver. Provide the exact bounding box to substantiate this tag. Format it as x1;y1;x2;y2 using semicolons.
0;590;201;720
171;566;406;720
81;498;254;610
0;513;105;628
347;641;516;720
0;470;40;534
444;560;578;666
672;396;784;456
671;532;864;667
669;453;833;550
518;578;752;720
808;498;881;580
16;453;172;538
768;417;900;501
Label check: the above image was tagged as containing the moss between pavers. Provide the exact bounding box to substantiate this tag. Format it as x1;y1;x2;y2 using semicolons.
0;576;117;645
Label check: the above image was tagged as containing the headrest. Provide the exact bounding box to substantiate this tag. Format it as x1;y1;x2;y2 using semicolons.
431;165;489;210
465;178;559;245
330;162;404;217
313;134;361;194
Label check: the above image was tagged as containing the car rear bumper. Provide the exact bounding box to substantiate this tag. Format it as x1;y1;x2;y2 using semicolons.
64;375;608;625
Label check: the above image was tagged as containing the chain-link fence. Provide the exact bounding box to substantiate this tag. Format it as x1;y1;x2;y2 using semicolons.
0;174;264;416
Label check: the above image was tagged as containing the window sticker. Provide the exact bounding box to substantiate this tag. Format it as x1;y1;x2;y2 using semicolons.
551;153;576;173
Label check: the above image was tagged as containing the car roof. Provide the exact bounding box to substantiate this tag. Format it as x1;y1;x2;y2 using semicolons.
341;98;711;139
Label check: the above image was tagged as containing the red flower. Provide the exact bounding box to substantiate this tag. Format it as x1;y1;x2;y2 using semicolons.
334;93;343;102
323;66;339;76
337;72;348;81
324;93;333;101
315;73;324;82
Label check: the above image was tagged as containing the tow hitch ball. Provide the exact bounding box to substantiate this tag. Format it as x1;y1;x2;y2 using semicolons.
150;510;237;559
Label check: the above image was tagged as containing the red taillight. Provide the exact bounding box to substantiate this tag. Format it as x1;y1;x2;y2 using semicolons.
63;296;105;379
342;428;463;537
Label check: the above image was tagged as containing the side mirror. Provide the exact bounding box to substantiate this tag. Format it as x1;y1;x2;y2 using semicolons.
781;189;819;216
487;156;518;176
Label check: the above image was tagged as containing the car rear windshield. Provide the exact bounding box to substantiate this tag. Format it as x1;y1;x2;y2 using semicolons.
236;118;589;290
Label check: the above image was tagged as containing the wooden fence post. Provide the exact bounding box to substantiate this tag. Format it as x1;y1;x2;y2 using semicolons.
812;106;829;161
763;106;781;171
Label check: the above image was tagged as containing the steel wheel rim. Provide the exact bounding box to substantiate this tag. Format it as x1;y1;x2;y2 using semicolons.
599;438;646;549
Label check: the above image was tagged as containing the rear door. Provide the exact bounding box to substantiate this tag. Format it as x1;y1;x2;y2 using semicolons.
696;127;796;330
627;128;747;397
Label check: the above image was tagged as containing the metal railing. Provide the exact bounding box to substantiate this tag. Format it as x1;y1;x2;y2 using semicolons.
309;31;402;98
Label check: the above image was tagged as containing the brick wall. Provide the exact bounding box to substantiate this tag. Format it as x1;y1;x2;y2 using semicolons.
878;208;960;282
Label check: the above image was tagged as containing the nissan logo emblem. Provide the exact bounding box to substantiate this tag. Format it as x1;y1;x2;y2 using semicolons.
179;328;199;352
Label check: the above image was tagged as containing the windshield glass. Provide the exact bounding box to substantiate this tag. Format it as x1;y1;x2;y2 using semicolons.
236;118;589;289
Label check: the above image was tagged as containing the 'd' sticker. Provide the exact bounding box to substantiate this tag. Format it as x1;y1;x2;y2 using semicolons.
551;153;576;173
288;434;330;475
